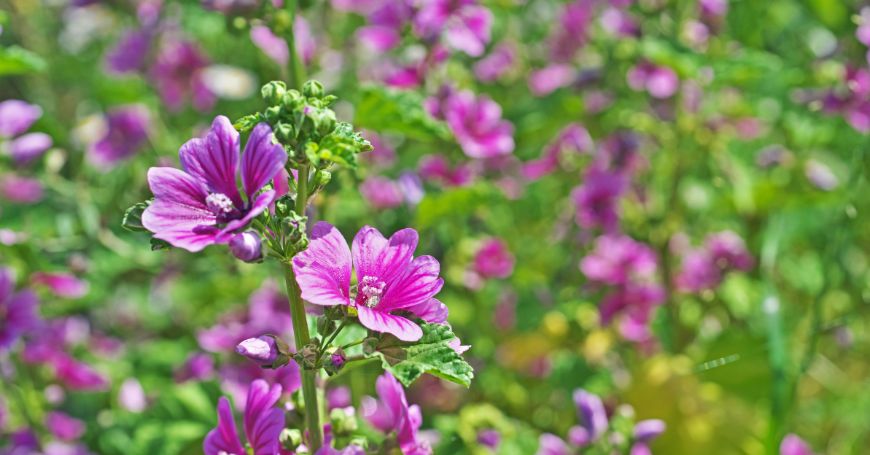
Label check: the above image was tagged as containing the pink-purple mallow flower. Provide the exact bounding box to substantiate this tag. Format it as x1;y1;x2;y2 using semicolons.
0;267;40;352
429;89;514;159
0;99;52;166
413;0;492;57
780;434;814;455
571;168;627;232
627;61;679;99
675;231;753;293
536;389;610;454
293;222;447;342
142;115;287;253
362;372;432;455
522;124;593;180
472;238;515;280
150;39;216;113
204;379;284;455
630;419;666;455
88;105;150;170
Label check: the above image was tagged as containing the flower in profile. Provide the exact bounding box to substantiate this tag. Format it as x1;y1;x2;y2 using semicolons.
780;434;814;455
362;372;431;454
87;105;150;170
235;336;278;366
204;379;285;455
150;39;216;112
142;116;287;253
293;222;446;341
31;272;89;299
0;267;40;352
473;238;515;279
440;90;514;159
413;0;492;57
630;419;666;455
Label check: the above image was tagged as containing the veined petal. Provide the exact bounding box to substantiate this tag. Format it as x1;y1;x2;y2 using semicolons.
380;256;443;312
142;167;220;252
352;226;418;285
405;298;448;323
220;190;276;240
241;123;287;200
292;222;352;307
145;167;209;206
203;398;245;455
249;408;284;455
357;306;422;342
244;379;282;444
179;116;242;206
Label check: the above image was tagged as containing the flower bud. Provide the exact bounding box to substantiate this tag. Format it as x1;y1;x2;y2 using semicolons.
280;428;303;450
235;336;278;366
229;231;263;263
329;406;358;434
261;81;287;106
633;419;666;443
362;337;378;355
302;80;324;98
316;109;337;136
324;347;346;375
317;316;336;336
274;122;295;143
295;341;319;369
314;169;332;187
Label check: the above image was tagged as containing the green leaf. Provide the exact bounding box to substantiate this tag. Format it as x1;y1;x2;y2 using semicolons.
354;85;449;141
367;323;474;387
0;46;47;76
312;122;372;169
150;238;171;251
122;201;151;232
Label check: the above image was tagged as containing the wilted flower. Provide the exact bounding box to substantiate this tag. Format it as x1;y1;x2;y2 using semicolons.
293;222;447;341
142;116;287;252
362;372;432;454
87;105;150;169
204;379;285;455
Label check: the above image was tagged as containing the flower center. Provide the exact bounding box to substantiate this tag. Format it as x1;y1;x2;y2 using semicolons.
206;193;235;215
359;275;386;308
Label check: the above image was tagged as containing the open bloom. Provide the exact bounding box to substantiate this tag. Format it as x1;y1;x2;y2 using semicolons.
204;379;284;455
142;116;287;252
442;90;514;159
362;372;431;454
0;267;40;352
88;105;150;170
293;223;447;342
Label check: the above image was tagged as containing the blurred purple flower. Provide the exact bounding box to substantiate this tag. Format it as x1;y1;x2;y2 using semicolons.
86;106;149;169
571;169;627;232
804;160;838;191
676;231;753;292
46;412;85;441
440;90;514;159
31;272;89;299
219;362;301;411
294;16;317;64
418;154;475;187
474;43;515;82
627;61;679;98
174;353;215;383
327;386;352;410
581;235;657;286
473;238;514;279
780;434;814;455
250;25;288;67
600;7;639;38
361;130;396;168
362;372;432;454
597;131;643;175
523;124;593;180
529;64;577;97
150;39;216;112
633;419;666;443
142;116;287;252
105;28;153;74
0;100;42;138
398;172;425;205
0;175;43;204
536;433;570;455
293;223;447;341
414;0;492;57
549;0;594;62
574;389;608;441
9;133;52;165
119;378;147;413
477;429;500;449
198;282;293;353
360;176;405;210
0;268;40;352
204;379;285;455
858;8;870;47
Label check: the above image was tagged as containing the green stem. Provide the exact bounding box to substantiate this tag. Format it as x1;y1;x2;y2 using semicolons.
341;338;366;350
321;319;348;351
282;162;322;450
285;0;306;92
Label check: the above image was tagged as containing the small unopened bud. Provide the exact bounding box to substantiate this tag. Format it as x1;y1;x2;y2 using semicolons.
261;81;287;105
329;406;357;434
295;341;319;369
274;122;295;143
362;337;378;355
324;347;346;375
633;419;666;443
280;428;303;450
235;336;278;366
302;80;324;98
313;169;332;187
316;110;337;136
317;316;336;336
229;231;262;263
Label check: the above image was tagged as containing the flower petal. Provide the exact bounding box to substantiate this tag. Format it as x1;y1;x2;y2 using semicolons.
179;115;242;206
142;167;219;252
244;379;282;443
404;298;448;323
352;226;418;285
356;306;422;342
292;222;352;307
203;397;245;455
249;408;284;455
380;256;443;312
241;123;287;200
220;189;276;239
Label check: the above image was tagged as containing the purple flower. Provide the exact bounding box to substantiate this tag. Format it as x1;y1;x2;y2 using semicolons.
46;411;86;441
418;154;475;187
582;235;658;286
676;231;753;292
235;336;278;366
0;100;42;137
150;39;216;112
105;28;153;74
574;389;608;441
0;174;43;204
293;223;447;342
627;61;679;99
474;43;515;82
780;434;814;455
88;105;150;169
9;133;52;165
362;372;431;454
119;378;147;412
473;238;514;279
294;16;317;65
529;64;578;97
0;267;39;352
571;169;627;232
536;433;570;455
219;362;301;411
31;272;89;299
858;8;870;47
174;353;215;383
548;0;594;63
442;90;514;159
804;160;838;191
414;0;492;57
597;131;643;175
633;419;666;443
52;355;109;391
599;7;639;38
397;172;425;205
522;123;593;180
198;282;293;353
142;116;287;252
204;379;285;455
477;428;500;449
327;386;352;410
251;25;288;66
699;0;728;20
360;176;405;210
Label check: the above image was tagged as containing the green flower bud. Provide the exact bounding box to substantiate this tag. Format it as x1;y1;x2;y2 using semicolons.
261;81;287;106
302;80;325;98
274;122;295;143
329;406;358;434
264;105;282;122
313;169;332;187
280;428;303;450
362;337;378;355
317;316;336;337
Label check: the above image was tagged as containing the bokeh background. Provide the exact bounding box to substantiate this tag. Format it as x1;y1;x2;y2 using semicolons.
1;0;868;453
